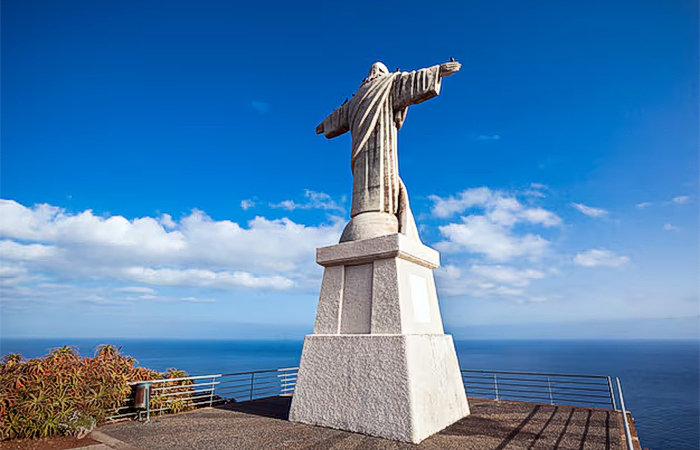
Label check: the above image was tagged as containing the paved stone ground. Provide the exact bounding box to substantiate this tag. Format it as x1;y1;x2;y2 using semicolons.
97;397;625;450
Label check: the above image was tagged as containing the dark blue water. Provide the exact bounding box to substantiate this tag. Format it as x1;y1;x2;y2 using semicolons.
2;338;697;450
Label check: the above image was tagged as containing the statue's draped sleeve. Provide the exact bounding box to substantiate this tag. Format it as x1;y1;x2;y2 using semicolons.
322;101;350;139
393;65;442;110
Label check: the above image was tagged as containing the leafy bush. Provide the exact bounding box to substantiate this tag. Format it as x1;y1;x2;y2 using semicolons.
0;344;168;440
140;368;194;415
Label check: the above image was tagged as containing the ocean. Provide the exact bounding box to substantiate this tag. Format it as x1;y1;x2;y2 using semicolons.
2;338;697;450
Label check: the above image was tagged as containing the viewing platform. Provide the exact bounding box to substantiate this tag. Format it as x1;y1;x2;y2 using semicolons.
95;395;637;450
90;366;641;450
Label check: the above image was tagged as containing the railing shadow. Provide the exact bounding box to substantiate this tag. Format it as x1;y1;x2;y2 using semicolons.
214;396;292;420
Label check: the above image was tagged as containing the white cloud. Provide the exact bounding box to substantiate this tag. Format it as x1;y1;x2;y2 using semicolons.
672;195;690;204
436;264;546;301
430;188;559;262
470;265;545;287
635;202;652;209
438;216;550;261
523;183;549;198
179;297;215;303
430;187;561;226
0;240;58;261
0;199;342;300
240;199;255;210
270;190;344;212
571;203;608;218
664;223;680;232
121;267;294;290
573;249;629;268
160;214;177;229
429;187;492;218
523;190;546;198
116;286;157;294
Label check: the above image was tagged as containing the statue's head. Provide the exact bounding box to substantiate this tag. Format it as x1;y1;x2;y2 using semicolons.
363;62;389;83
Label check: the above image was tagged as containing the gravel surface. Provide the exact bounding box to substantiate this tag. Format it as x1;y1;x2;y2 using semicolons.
99;397;624;450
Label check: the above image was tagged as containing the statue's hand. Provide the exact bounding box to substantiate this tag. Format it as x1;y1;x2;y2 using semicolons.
439;61;461;77
315;122;324;134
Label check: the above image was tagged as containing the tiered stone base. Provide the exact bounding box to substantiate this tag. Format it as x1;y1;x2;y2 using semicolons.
289;334;470;443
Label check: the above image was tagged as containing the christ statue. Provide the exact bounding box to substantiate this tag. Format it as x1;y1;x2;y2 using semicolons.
316;60;461;243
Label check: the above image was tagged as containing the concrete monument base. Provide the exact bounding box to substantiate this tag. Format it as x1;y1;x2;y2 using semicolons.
289;334;469;443
288;234;470;443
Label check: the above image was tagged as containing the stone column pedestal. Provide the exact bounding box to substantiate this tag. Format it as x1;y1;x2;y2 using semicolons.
289;234;469;443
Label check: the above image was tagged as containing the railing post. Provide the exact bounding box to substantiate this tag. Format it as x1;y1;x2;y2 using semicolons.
249;373;255;401
607;376;617;410
547;377;553;405
616;377;634;450
146;383;151;422
209;377;216;407
494;373;499;401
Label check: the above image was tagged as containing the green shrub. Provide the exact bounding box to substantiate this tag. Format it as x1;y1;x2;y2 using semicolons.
0;344;168;440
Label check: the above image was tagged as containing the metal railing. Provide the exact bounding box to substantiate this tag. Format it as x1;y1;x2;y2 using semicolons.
106;367;298;422
212;367;298;404
461;369;636;450
616;377;636;450
461;369;617;409
106;365;636;449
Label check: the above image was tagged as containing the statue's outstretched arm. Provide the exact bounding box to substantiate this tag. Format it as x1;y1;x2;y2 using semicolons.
316;101;350;138
439;60;462;78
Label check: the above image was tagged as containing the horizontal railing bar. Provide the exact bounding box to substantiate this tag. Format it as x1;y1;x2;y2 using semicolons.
250;380;283;388
252;388;285;395
215;387;257;394
149;406;178;414
106;412;137;420
216;388;262;395
251;388;285;395
548;386;611;393
470;391;612;405
159;393;214;403
463;388;612;404
476;387;612;399
219;375;283;382
217;380;260;387
464;381;610;393
223;371;284;378
181;394;216;403
129;374;221;385
461;375;608;385
156;388;215;398
220;369;288;377
153;381;220;392
216;391;282;399
463;379;609;389
216;386;264;394
461;369;608;379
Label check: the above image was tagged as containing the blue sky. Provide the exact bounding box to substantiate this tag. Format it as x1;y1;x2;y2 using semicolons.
1;0;698;339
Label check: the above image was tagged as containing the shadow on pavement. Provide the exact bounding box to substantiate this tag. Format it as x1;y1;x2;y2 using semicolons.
214;396;292;420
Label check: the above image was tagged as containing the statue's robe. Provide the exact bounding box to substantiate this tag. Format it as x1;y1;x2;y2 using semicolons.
320;65;442;240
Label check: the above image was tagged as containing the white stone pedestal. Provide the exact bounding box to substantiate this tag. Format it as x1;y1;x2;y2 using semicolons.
289;234;469;443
